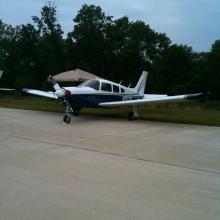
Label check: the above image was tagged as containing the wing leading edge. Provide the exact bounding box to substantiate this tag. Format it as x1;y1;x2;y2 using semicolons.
22;88;58;99
99;93;205;107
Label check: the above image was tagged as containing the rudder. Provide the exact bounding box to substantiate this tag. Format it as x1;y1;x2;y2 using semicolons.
133;71;148;96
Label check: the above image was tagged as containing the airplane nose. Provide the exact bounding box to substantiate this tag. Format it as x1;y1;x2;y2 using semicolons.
54;89;65;97
54;89;71;97
64;90;71;97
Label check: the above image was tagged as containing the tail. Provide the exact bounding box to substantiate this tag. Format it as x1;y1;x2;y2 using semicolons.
133;71;148;95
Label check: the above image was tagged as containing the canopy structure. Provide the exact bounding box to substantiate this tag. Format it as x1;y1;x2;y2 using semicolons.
52;69;99;82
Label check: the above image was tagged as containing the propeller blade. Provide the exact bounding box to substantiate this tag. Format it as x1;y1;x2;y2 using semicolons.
48;75;61;91
47;75;71;98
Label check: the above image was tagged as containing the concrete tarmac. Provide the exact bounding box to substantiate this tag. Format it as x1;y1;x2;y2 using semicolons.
0;107;220;220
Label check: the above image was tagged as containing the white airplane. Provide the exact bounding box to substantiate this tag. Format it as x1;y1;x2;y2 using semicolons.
22;71;204;123
0;71;15;91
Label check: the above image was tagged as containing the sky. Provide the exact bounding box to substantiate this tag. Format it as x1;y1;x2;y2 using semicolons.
0;0;220;51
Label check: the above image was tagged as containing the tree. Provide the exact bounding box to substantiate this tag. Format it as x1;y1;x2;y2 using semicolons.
107;18;171;84
32;1;65;85
206;40;220;98
0;19;21;87
1;3;219;99
149;44;193;94
70;4;112;77
69;4;172;86
13;24;40;88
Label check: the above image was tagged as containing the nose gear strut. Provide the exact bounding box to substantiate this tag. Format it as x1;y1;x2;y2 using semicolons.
63;99;73;123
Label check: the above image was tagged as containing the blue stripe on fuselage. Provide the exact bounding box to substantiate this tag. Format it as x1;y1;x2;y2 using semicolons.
66;94;123;108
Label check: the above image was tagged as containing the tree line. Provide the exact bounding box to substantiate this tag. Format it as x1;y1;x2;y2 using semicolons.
0;2;219;98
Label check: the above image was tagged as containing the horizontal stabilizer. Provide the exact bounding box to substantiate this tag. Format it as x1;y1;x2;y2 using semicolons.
0;88;15;91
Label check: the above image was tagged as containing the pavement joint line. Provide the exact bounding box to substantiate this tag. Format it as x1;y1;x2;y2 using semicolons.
1;131;220;175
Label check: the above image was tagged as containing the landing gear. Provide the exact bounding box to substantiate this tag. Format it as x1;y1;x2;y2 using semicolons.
128;111;135;121
63;113;71;124
63;101;73;124
128;106;139;121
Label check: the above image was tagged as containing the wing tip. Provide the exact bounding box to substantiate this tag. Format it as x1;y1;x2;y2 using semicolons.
185;92;209;100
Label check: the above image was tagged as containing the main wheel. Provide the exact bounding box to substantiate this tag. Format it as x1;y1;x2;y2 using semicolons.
63;114;71;124
128;111;135;121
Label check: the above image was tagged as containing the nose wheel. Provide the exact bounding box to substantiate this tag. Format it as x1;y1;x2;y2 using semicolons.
63;113;71;124
63;100;73;124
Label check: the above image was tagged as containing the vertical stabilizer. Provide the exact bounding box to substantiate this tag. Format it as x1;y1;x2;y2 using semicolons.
133;71;148;95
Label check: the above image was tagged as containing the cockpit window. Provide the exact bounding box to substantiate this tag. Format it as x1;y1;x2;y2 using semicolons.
101;82;112;92
113;85;119;93
79;80;89;87
82;80;100;90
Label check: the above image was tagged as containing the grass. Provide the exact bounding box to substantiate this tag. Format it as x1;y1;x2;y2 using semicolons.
1;94;220;126
0;94;64;113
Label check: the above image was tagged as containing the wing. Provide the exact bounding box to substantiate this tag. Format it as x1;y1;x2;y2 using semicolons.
22;88;58;99
99;93;204;107
0;88;15;91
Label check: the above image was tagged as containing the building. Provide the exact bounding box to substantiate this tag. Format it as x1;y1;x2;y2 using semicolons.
52;69;99;82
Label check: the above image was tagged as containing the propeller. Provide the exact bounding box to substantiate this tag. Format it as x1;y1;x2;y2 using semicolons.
47;75;73;118
47;75;71;98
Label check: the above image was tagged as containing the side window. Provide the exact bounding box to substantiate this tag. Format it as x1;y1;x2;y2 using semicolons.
90;80;100;90
121;88;125;93
101;82;112;92
113;85;119;93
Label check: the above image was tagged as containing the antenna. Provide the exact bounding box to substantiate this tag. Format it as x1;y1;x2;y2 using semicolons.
119;80;122;84
128;83;131;88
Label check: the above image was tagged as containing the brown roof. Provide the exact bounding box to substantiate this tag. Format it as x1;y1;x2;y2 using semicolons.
52;69;99;82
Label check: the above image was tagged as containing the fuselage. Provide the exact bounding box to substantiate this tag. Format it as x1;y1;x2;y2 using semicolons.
62;78;139;109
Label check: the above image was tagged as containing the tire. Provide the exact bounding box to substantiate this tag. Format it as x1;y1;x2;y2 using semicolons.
66;115;71;124
128;111;135;121
63;114;71;124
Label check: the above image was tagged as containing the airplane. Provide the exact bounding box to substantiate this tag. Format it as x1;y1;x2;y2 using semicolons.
0;71;15;91
21;71;205;123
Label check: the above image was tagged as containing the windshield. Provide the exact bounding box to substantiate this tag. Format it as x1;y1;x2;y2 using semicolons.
81;80;100;90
